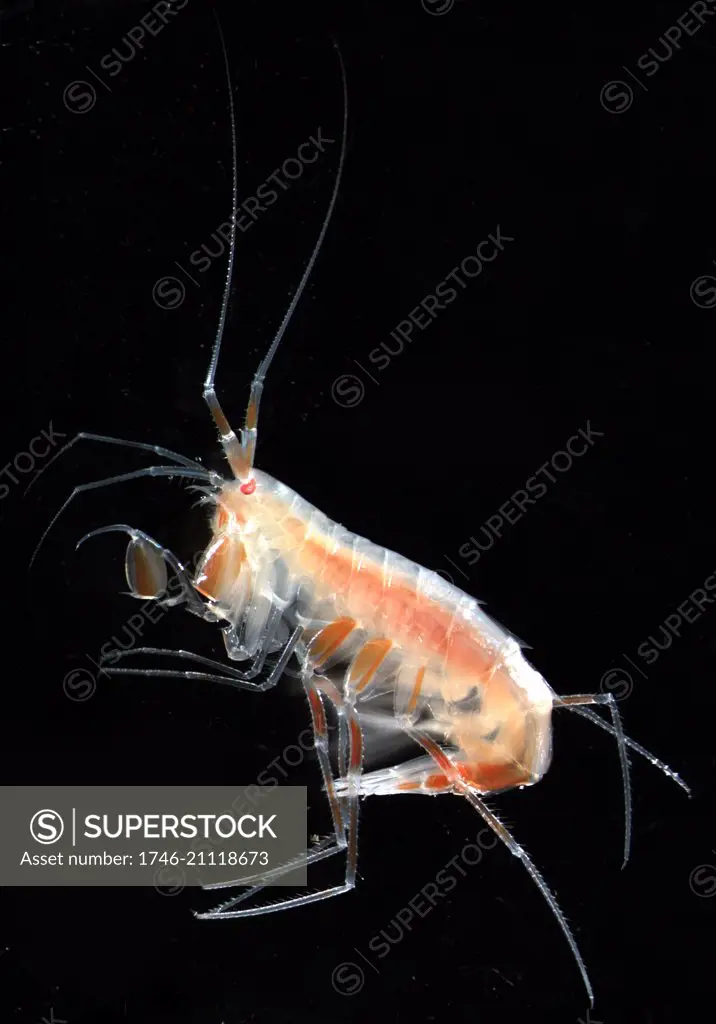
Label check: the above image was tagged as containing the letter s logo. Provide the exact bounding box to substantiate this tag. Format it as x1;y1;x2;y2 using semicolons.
30;809;65;844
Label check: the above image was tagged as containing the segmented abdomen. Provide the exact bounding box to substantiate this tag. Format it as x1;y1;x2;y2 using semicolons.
213;472;509;681
199;471;553;786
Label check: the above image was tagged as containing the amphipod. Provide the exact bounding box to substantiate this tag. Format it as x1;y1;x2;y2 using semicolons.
29;22;690;1007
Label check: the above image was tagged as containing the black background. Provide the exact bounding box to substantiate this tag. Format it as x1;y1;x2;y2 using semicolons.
2;1;715;1022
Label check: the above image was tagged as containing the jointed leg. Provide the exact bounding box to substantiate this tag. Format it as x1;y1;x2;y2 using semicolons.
557;702;690;794
313;675;349;780
198;675;350;901
77;523;211;619
29;466;212;568
221;602;289;669
23;431;211;497
304;671;347;849
100;626;302;691
402;719;596;1009
196;658;362;918
554;692;632;866
460;784;595;1008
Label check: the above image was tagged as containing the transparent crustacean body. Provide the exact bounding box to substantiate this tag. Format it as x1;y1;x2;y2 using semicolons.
28;16;690;1008
194;470;554;798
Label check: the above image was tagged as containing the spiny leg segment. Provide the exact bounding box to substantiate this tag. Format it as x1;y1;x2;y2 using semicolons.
196;640;364;918
100;626;303;692
554;692;632;867
399;711;596;1008
195;621;392;915
390;663;596;1007
557;702;690;794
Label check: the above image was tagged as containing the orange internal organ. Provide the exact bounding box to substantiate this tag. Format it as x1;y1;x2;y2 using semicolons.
405;665;426;716
194;534;246;602
307;617;357;669
125;537;167;599
401;761;530;794
348;638;393;693
291;533;494;674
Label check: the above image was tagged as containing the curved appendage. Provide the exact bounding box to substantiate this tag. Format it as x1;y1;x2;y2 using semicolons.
125;534;168;599
195;651;363;919
28;466;213;569
23;431;208;497
76;524;208;615
559;703;690;795
555;692;632;868
98;627;302;693
400;717;595;1008
461;786;595;1008
390;665;595;1007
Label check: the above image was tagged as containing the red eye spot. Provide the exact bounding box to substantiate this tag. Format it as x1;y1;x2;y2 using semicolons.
240;478;256;495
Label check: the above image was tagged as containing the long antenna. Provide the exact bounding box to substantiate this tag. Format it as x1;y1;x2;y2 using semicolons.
242;41;348;474
203;16;348;482
202;10;243;475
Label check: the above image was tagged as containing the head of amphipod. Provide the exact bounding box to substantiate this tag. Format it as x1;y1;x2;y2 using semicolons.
191;475;262;606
